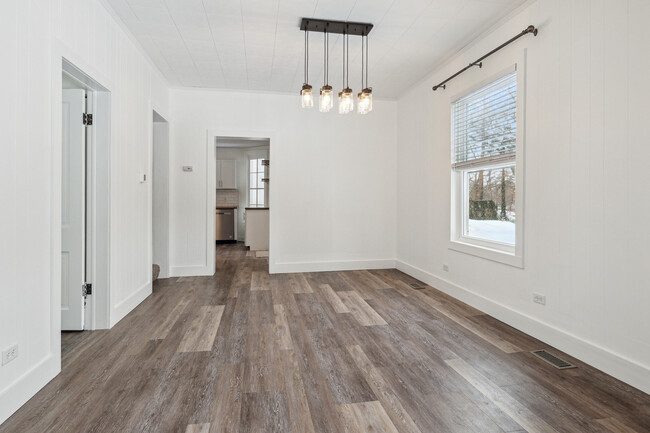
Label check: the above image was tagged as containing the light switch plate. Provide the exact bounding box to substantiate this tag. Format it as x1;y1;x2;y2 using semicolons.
182;166;193;172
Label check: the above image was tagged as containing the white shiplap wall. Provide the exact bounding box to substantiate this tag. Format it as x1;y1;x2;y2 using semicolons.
396;0;650;393
0;0;169;423
169;89;398;276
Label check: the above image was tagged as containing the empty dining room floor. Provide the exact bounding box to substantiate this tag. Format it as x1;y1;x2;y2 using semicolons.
2;243;649;433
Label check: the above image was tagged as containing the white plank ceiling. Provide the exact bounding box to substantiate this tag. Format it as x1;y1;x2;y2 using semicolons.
105;0;527;98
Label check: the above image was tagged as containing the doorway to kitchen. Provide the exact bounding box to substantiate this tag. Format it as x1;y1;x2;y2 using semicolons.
212;135;270;267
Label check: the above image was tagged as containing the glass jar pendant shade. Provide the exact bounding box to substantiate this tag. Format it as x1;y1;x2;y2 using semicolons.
301;84;313;108
300;25;313;108
319;85;333;112
338;32;353;114
357;88;372;114
339;88;354;114
319;31;333;112
357;33;372;114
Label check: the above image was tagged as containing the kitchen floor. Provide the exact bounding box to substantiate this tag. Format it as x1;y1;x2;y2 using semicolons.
2;242;649;432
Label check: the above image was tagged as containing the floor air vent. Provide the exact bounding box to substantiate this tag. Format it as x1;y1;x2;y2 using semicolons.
531;350;576;369
408;282;426;290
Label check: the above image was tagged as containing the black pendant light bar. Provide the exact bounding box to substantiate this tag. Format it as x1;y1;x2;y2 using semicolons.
300;18;372;36
432;25;538;91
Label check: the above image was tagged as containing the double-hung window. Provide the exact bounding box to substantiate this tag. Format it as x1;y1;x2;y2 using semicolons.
249;158;266;207
451;69;523;266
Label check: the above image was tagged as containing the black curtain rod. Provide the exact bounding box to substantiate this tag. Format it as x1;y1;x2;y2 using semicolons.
432;25;538;91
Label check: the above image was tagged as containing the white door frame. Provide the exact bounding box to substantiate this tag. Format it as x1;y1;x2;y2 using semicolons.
51;49;112;354
206;130;276;276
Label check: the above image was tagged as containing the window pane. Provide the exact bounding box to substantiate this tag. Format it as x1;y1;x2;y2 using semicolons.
250;173;257;188
257;173;264;188
453;72;517;165
465;166;515;245
250;159;257;173
250;190;257;206
257;190;265;207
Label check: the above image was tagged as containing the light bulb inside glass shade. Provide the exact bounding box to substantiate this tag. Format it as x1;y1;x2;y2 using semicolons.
357;88;373;114
339;88;354;114
319;85;333;112
301;84;313;108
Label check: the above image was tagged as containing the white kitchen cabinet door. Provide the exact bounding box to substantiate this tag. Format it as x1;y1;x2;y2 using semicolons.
216;160;223;188
220;160;237;189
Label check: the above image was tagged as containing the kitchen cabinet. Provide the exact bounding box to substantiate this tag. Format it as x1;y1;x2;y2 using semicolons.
244;208;269;251
216;160;237;189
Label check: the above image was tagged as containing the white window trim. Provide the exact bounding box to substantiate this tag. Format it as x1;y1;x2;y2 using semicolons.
448;55;526;269
247;150;268;208
248;157;264;207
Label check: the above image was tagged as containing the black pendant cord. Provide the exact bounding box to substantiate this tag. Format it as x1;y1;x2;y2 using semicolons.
323;30;329;86
342;31;346;88
432;25;538;91
346;32;350;89
323;30;330;86
365;33;369;89
323;30;326;86
361;34;365;89
304;28;309;84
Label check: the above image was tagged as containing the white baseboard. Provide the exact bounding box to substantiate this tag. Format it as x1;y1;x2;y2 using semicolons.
270;258;396;274
170;265;214;277
158;266;169;279
110;281;152;327
0;354;59;425
396;260;650;395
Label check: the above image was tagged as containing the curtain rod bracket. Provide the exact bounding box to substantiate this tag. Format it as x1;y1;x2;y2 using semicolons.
432;25;538;91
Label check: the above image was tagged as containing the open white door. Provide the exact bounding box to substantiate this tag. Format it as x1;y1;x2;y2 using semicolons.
61;89;86;330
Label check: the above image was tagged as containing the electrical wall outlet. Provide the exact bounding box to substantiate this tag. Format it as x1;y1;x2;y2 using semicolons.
533;293;546;306
443;264;449;272
2;344;18;366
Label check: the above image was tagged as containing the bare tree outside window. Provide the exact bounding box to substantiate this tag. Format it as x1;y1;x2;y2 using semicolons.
453;72;517;246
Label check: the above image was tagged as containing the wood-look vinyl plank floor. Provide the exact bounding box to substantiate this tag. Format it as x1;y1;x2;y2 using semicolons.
2;242;649;433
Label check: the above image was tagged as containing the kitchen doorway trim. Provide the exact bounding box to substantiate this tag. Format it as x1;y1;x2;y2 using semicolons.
199;129;276;276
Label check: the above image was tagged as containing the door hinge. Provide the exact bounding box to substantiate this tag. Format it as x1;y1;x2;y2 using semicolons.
82;282;92;297
83;113;93;126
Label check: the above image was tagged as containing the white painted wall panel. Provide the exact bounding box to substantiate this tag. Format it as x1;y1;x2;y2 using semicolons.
169;90;397;275
0;0;169;423
396;0;650;393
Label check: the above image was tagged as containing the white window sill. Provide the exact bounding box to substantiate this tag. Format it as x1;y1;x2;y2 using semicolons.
448;239;523;268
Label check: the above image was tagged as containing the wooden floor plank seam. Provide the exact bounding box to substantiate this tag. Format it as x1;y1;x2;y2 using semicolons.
178;305;225;352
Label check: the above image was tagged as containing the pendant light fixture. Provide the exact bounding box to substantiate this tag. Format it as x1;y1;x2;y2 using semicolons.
319;28;333;112
301;26;313;108
357;32;372;114
300;18;373;115
339;31;354;114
